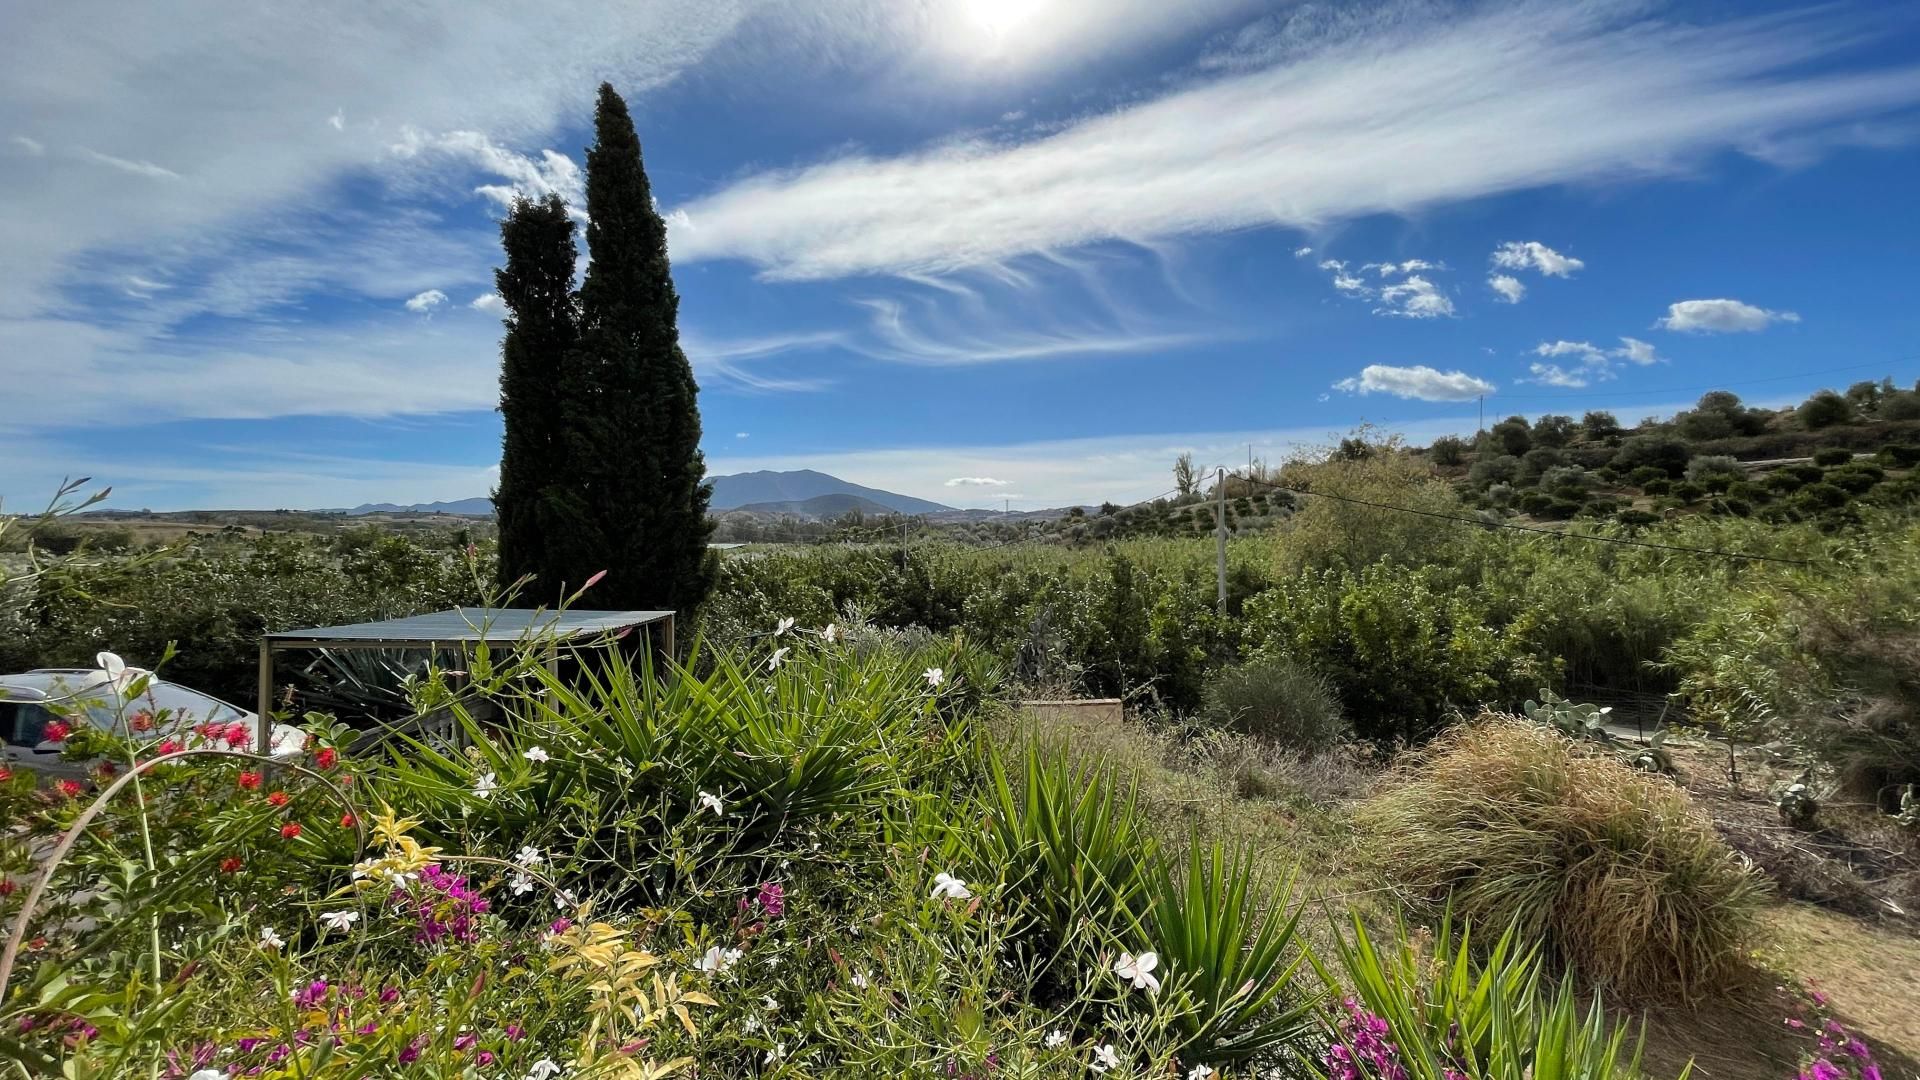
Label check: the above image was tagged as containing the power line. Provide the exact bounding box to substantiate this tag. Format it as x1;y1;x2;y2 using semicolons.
1227;471;1816;567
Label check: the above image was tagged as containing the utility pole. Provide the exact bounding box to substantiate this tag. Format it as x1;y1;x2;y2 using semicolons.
1478;394;1485;434
1215;466;1228;614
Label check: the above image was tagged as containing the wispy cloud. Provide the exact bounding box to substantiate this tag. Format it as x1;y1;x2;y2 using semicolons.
1488;274;1526;304
1655;298;1801;333
670;4;1920;280
74;147;181;180
1333;364;1494;401
945;476;1010;487
404;288;449;313
1521;336;1662;387
10;135;45;155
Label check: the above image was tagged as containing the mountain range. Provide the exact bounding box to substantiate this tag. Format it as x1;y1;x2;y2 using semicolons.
339;470;953;518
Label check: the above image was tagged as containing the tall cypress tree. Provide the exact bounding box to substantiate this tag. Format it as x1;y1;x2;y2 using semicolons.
492;194;582;603
563;82;716;614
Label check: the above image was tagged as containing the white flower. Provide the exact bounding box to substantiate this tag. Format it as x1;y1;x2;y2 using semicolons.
1045;1030;1069;1049
473;772;498;800
697;790;726;816
522;745;550;763
188;1071;226;1080
766;647;790;671
929;871;972;900
510;872;535;896
258;926;285;950
526;1060;564;1080
761;995;779;1012
850;971;869;988
1186;1066;1215;1080
96;651;127;683
695;945;742;972
1115;951;1161;994
1091;1044;1121;1073
741;1015;764;1034
774;616;795;637
554;887;578;911
514;845;545;867
924;666;945;688
822;623;839;643
765;1043;787;1064
318;910;360;934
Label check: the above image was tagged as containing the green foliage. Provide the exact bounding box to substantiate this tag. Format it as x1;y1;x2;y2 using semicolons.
1244;563;1549;745
1362;718;1763;998
1798;389;1854;430
1199;654;1347;751
1145;841;1316;1064
1613;435;1690;479
1812;447;1854;467
1314;912;1686;1080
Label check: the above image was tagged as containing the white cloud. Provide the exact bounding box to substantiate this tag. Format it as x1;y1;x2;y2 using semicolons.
1374;275;1454;319
124;275;169;298
1522;362;1599;388
11;135;45;155
1655;298;1801;333
389;128;587;218
1363;258;1440;277
1293;245;1313;258
404;288;448;313
1488;274;1526;303
669;5;1920;280
1489;240;1584;277
1614;336;1660;364
945;476;1011;487
327;111;345;131
1534;339;1606;361
1333;364;1494;401
469;292;503;311
735;431;750;439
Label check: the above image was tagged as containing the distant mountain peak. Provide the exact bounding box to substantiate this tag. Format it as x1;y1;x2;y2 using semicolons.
336;470;952;518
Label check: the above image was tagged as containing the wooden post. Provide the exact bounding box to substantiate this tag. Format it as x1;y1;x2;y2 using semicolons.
256;638;273;752
661;613;676;663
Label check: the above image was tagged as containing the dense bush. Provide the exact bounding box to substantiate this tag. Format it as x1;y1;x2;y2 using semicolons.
1198;654;1347;751
1798;389;1854;429
1361;718;1764;998
1812;447;1854;467
1613;435;1690;478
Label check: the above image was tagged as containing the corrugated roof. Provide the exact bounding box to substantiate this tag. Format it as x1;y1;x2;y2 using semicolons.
265;607;671;645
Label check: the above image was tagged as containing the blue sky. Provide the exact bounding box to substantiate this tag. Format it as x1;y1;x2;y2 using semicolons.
4;0;1919;511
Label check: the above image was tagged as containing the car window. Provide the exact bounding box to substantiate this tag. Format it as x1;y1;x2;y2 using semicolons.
143;682;247;727
2;702;59;747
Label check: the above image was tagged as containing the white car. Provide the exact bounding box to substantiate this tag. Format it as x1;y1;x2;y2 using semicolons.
0;665;308;783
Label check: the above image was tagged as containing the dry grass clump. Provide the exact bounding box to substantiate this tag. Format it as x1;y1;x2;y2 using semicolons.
1362;715;1766;999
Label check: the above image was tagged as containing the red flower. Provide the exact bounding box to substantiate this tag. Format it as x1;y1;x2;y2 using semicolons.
0;766;14;782
222;722;252;749
43;720;71;743
55;780;85;799
94;762;118;780
130;712;156;733
315;746;338;770
266;791;291;808
193;721;222;739
237;772;262;791
339;813;357;829
219;857;243;874
279;821;303;840
0;880;15;897
340;774;355;786
156;739;183;756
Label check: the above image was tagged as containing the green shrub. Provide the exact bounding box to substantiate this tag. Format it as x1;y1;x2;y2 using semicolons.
1794;482;1850;511
1824;463;1884;495
1577;496;1620;518
1798;389;1854;429
1468;454;1522;489
1880;392;1920;421
1715;496;1753;517
1812;447;1854;467
1361;717;1763;998
1615;509;1660;529
1877;443;1920;468
1784;463;1826;484
1614;435;1689;478
1517;491;1553;515
1542;497;1582;521
1640;478;1671;496
1670;480;1707;503
1763;470;1807;494
1199;654;1347;751
1627;466;1668;486
1685;454;1742;484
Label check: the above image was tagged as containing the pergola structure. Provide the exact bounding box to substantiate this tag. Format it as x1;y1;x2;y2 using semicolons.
256;607;674;744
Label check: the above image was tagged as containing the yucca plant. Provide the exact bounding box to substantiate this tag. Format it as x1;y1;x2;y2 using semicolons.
1146;840;1319;1066
969;741;1158;971
1309;911;1690;1080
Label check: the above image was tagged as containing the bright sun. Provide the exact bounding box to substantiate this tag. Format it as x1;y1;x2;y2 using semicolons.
964;0;1035;36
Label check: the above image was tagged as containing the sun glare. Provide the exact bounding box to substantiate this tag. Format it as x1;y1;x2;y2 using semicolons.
964;0;1035;36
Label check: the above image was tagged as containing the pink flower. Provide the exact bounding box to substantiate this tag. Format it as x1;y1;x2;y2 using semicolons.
156;739;183;755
